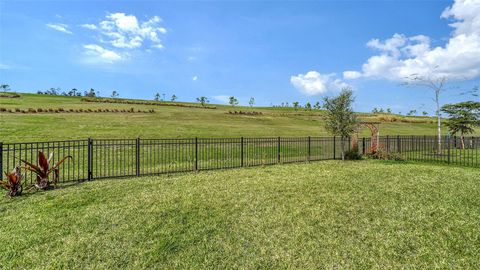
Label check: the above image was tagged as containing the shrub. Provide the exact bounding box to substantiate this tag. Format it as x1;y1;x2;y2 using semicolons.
344;147;362;160
15;108;21;112
0;108;6;112
28;108;37;113
37;108;43;112
1;166;23;197
368;149;404;161
21;151;72;190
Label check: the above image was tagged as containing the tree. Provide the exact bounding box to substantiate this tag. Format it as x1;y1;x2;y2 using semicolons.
323;88;358;161
403;73;447;153
84;88;96;97
292;102;300;111
406;109;417;116
422;111;428;116
229;96;238;107
68;88;78;96
386;108;392;114
0;84;11;92
305;102;312;111
111;90;119;98
441;101;480;149
249;97;255;108
196;96;209;107
372;108;379;114
171;94;177;102
313;101;321;110
154;93;160;101
46;87;60;95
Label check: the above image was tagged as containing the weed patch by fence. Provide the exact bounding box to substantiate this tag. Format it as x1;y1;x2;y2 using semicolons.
1;135;478;186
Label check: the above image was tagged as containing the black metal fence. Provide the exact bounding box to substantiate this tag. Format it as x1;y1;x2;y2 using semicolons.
1;135;478;186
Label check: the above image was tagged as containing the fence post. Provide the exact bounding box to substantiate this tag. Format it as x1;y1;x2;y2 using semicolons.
397;135;401;153
136;138;140;176
333;136;336;159
386;135;390;153
362;137;366;155
195;137;198;171
447;135;451;164
277;137;281;164
240;137;244;167
0;142;3;181
87;138;93;181
307;136;311;162
424;135;427;152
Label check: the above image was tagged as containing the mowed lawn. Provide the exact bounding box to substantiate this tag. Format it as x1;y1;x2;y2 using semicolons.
1;161;479;269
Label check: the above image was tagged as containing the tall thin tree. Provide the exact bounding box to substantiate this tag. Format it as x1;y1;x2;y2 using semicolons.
403;72;446;153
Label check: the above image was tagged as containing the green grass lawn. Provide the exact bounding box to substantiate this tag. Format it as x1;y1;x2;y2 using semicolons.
1;160;479;269
0;93;454;142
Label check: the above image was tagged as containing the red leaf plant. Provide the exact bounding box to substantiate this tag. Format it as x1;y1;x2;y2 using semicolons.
21;151;72;190
1;166;23;197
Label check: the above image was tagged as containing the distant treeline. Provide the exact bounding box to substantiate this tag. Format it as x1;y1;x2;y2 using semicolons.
37;88;98;97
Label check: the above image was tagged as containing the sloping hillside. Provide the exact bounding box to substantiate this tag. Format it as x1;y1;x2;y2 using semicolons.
0;93;451;142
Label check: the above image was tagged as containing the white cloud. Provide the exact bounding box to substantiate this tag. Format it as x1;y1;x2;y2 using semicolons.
0;63;10;69
192;75;198;81
344;0;480;82
46;23;72;34
343;71;362;79
85;13;167;50
80;24;97;30
291;71;350;96
83;44;122;63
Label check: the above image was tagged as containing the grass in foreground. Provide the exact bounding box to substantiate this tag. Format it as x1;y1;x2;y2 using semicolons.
1;160;480;269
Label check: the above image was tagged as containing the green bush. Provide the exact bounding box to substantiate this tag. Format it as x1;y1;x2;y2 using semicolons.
344;147;362;160
368;149;404;161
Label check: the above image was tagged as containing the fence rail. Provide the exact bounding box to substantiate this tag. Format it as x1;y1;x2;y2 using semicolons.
1;135;478;186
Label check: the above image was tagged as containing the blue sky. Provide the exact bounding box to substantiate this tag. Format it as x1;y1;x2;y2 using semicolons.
0;0;479;114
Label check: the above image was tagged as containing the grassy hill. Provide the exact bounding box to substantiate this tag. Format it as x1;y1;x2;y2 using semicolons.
0;92;465;143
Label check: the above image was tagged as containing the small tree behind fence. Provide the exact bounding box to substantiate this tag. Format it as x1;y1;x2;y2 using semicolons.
0;135;478;186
